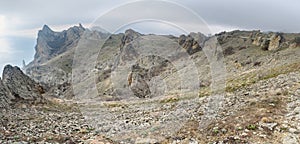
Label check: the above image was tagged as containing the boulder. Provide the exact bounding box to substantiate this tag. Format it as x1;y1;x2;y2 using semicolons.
127;56;174;98
129;72;151;98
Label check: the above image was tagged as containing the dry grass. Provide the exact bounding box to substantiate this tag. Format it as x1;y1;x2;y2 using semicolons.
226;61;300;92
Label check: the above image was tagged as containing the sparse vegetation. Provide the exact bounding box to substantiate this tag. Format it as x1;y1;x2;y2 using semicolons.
199;87;211;97
246;124;257;130
103;102;127;108
160;97;179;103
212;128;219;134
226;61;300;92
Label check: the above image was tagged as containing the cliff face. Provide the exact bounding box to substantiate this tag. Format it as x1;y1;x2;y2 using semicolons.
24;24;85;98
32;24;85;65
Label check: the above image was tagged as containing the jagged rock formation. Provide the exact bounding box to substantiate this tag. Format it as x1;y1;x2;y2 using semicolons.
32;24;85;65
268;33;282;50
24;24;85;98
2;65;44;102
120;29;142;48
251;32;283;51
0;65;45;108
128;56;175;98
178;32;206;54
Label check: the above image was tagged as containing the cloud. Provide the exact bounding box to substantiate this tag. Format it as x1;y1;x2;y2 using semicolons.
180;0;300;33
0;15;5;33
1;0;300;34
0;15;14;58
0;15;22;75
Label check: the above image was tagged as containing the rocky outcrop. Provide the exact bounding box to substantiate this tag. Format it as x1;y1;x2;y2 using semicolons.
261;39;270;51
268;33;282;51
24;24;85;99
290;37;300;48
252;35;263;46
128;65;151;98
31;24;85;65
178;32;206;54
121;29;141;47
128;56;174;98
252;32;283;51
120;29;142;50
2;65;44;103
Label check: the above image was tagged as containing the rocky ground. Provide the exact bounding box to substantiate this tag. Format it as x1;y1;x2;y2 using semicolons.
1;71;299;143
0;99;115;144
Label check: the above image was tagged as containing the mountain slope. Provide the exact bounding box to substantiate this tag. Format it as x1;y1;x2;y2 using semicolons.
18;25;300;143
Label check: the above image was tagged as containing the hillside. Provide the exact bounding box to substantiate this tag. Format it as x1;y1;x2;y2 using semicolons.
1;25;300;143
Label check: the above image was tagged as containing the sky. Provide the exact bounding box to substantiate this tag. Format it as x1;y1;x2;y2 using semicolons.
0;0;300;75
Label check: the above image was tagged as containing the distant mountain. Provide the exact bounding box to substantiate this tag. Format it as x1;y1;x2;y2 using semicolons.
24;25;300;100
32;24;85;65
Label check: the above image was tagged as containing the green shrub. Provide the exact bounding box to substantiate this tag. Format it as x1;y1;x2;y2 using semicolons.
246;124;257;130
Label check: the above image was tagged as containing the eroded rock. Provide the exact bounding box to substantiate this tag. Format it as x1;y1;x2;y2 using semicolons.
268;33;282;51
2;65;44;102
0;78;12;108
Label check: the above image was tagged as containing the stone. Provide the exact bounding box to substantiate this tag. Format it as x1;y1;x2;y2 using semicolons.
253;36;263;46
282;133;299;144
260;122;278;131
268;33;282;51
120;29;141;48
2;65;45;102
261;39;270;50
135;137;158;144
0;78;12;108
178;33;205;54
290;43;298;48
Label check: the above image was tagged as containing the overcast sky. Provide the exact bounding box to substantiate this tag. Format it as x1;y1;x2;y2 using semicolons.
0;0;300;74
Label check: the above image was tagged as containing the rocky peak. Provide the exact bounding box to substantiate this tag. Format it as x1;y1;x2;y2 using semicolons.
121;29;142;47
2;65;44;102
40;25;54;35
32;24;85;65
